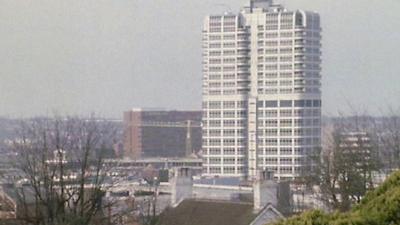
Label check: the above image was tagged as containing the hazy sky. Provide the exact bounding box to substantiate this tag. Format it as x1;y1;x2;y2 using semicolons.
0;0;399;118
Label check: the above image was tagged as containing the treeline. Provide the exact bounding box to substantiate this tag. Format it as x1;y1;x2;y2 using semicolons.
272;170;400;225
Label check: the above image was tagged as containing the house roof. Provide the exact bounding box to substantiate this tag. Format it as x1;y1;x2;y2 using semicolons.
250;203;284;225
157;199;257;225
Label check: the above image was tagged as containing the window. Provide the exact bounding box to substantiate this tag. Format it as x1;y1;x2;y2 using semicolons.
223;74;235;79
265;81;278;87
209;167;221;173
313;100;321;107
209;120;221;127
223;50;235;55
223;101;236;108
237;101;247;108
209;51;221;56
223;158;235;164
223;120;235;127
265;148;278;155
265;110;278;117
209;157;221;164
223;129;235;136
223;111;235;118
209;148;221;155
265;120;278;127
223;148;235;155
280;167;292;174
265;138;278;146
265;157;278;165
209;139;221;146
237;120;246;127
280;138;292;146
280;100;292;107
223;34;235;40
265;129;278;136
280;129;292;136
280;158;292;165
294;148;303;154
280;148;292;155
209;35;221;40
280;110;292;117
223;167;236;174
209;111;221;118
237;110;247;117
294;100;305;107
280;119;292;127
209;43;221;48
209;130;221;136
265;101;278;108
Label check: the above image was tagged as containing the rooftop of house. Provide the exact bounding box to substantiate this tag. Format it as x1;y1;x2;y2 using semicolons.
157;199;283;225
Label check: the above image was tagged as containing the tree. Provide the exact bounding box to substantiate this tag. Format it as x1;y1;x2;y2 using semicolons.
380;108;400;170
10;116;117;225
271;170;400;225
302;116;381;212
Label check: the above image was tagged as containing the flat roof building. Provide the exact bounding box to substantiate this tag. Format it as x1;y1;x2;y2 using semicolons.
123;109;202;159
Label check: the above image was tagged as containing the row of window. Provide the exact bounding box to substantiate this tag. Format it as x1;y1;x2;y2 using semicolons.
257;128;321;136
207;147;245;155
204;137;319;145
207;110;247;118
208;27;238;33
257;119;321;128
206;158;305;166
255;72;319;79
205;120;247;127
257;63;320;71
207;166;245;174
259;147;304;155
205;166;301;174
258;100;321;108
206;157;245;164
208;50;237;56
204;138;246;146
258;109;320;117
205;90;249;96
205;147;317;156
257;138;320;146
206;101;247;109
206;110;319;119
205;88;320;96
205;103;321;112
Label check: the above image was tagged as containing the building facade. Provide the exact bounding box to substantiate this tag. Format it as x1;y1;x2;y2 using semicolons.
202;0;321;179
123;109;202;159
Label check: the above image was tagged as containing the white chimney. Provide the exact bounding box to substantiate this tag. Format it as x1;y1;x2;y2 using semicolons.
253;170;278;211
170;168;193;206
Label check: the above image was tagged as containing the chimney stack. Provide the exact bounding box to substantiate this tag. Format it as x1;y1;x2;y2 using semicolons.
253;170;278;211
171;168;193;206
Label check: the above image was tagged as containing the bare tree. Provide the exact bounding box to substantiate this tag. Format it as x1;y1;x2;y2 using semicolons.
380;108;400;170
10;116;118;225
302;115;381;212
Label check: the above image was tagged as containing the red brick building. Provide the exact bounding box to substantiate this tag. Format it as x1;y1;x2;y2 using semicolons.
123;109;202;159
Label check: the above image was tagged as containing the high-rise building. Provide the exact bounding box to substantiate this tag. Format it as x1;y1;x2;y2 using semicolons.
202;0;321;180
123;109;202;159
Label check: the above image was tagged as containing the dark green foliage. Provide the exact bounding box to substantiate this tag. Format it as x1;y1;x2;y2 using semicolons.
271;170;400;225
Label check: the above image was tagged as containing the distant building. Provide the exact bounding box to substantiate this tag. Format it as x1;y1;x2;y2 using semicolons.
338;131;373;171
123;109;202;159
202;0;322;180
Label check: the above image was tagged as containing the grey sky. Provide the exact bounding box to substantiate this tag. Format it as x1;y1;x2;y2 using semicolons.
0;0;399;118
